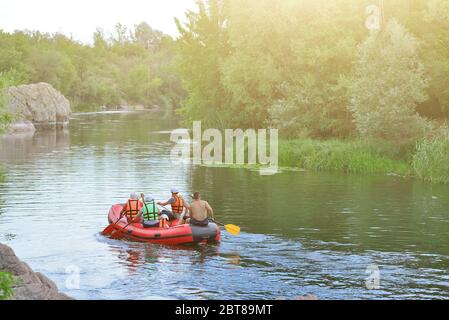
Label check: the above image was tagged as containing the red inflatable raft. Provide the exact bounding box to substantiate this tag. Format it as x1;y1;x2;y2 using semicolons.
106;204;221;245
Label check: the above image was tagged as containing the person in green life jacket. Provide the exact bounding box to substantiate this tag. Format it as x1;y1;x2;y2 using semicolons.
134;194;161;228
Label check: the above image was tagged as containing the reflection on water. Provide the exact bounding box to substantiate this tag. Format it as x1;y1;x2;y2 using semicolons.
0;130;70;163
0;112;448;300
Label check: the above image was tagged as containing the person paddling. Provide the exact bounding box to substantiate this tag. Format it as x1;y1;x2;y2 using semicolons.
120;192;143;223
133;194;161;228
186;192;214;227
157;188;190;221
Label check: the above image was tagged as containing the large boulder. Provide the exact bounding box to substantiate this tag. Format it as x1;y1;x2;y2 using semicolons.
0;243;72;300
7;83;71;131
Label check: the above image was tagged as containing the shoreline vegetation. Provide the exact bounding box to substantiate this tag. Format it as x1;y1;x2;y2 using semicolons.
173;0;449;185
0;271;14;300
279;137;449;184
279;139;410;176
201;137;449;185
1;0;449;185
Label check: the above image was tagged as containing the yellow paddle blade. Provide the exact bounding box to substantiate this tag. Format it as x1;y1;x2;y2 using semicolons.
224;224;240;236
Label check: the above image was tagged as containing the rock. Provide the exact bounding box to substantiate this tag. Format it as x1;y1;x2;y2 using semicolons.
0;243;72;300
7;83;71;131
296;294;318;300
6;120;36;134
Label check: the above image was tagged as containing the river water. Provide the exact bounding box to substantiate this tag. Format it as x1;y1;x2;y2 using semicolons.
0;112;448;300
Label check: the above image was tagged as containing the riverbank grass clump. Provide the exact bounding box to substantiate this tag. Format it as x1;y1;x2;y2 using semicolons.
413;134;449;184
0;271;14;300
279;139;411;176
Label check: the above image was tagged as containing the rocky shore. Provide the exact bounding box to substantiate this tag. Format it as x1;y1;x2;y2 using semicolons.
0;243;72;300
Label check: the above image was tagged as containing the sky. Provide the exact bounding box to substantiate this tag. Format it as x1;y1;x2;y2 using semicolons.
0;0;197;43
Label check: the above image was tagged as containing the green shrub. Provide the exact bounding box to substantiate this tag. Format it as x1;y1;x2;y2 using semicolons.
412;130;449;183
0;271;14;300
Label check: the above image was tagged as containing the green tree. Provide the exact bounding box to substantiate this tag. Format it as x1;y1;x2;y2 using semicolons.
420;0;449;117
26;49;77;95
350;20;429;144
111;23;129;47
174;0;231;127
132;22;164;51
93;28;108;50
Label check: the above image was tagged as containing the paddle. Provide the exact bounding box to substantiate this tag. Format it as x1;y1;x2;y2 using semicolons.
101;205;127;235
210;219;241;236
110;215;139;239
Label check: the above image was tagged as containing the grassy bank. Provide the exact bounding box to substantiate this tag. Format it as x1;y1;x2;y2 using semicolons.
279;139;411;176
279;138;449;184
412;136;449;184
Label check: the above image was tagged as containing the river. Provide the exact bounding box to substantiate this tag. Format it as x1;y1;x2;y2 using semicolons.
0;112;448;300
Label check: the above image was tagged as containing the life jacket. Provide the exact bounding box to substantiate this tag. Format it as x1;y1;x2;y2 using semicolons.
123;199;142;222
142;201;158;221
171;194;184;214
159;216;169;229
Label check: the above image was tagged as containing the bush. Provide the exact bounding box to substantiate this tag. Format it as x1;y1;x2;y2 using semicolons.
412;128;449;183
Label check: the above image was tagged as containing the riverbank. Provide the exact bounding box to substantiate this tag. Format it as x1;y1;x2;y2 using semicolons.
279;134;449;184
192;135;449;184
0;243;72;300
279;137;449;184
279;139;411;176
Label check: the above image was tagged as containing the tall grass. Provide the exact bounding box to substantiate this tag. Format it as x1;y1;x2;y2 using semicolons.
412;137;449;184
279;139;411;175
0;271;14;300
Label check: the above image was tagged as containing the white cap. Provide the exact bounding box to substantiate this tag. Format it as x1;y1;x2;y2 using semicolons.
130;192;138;200
170;187;179;194
145;196;154;202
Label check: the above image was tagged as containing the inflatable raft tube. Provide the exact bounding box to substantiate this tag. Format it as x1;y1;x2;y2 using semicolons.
106;204;221;245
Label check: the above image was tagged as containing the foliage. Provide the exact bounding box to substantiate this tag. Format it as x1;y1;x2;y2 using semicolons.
350;20;429;144
0;23;184;112
175;0;449;139
279;139;410;175
412;126;449;184
0;69;23;132
0;271;14;300
174;0;230;128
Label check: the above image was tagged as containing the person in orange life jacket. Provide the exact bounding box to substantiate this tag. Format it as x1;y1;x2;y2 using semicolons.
132;194;162;228
157;187;190;221
119;192;143;223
